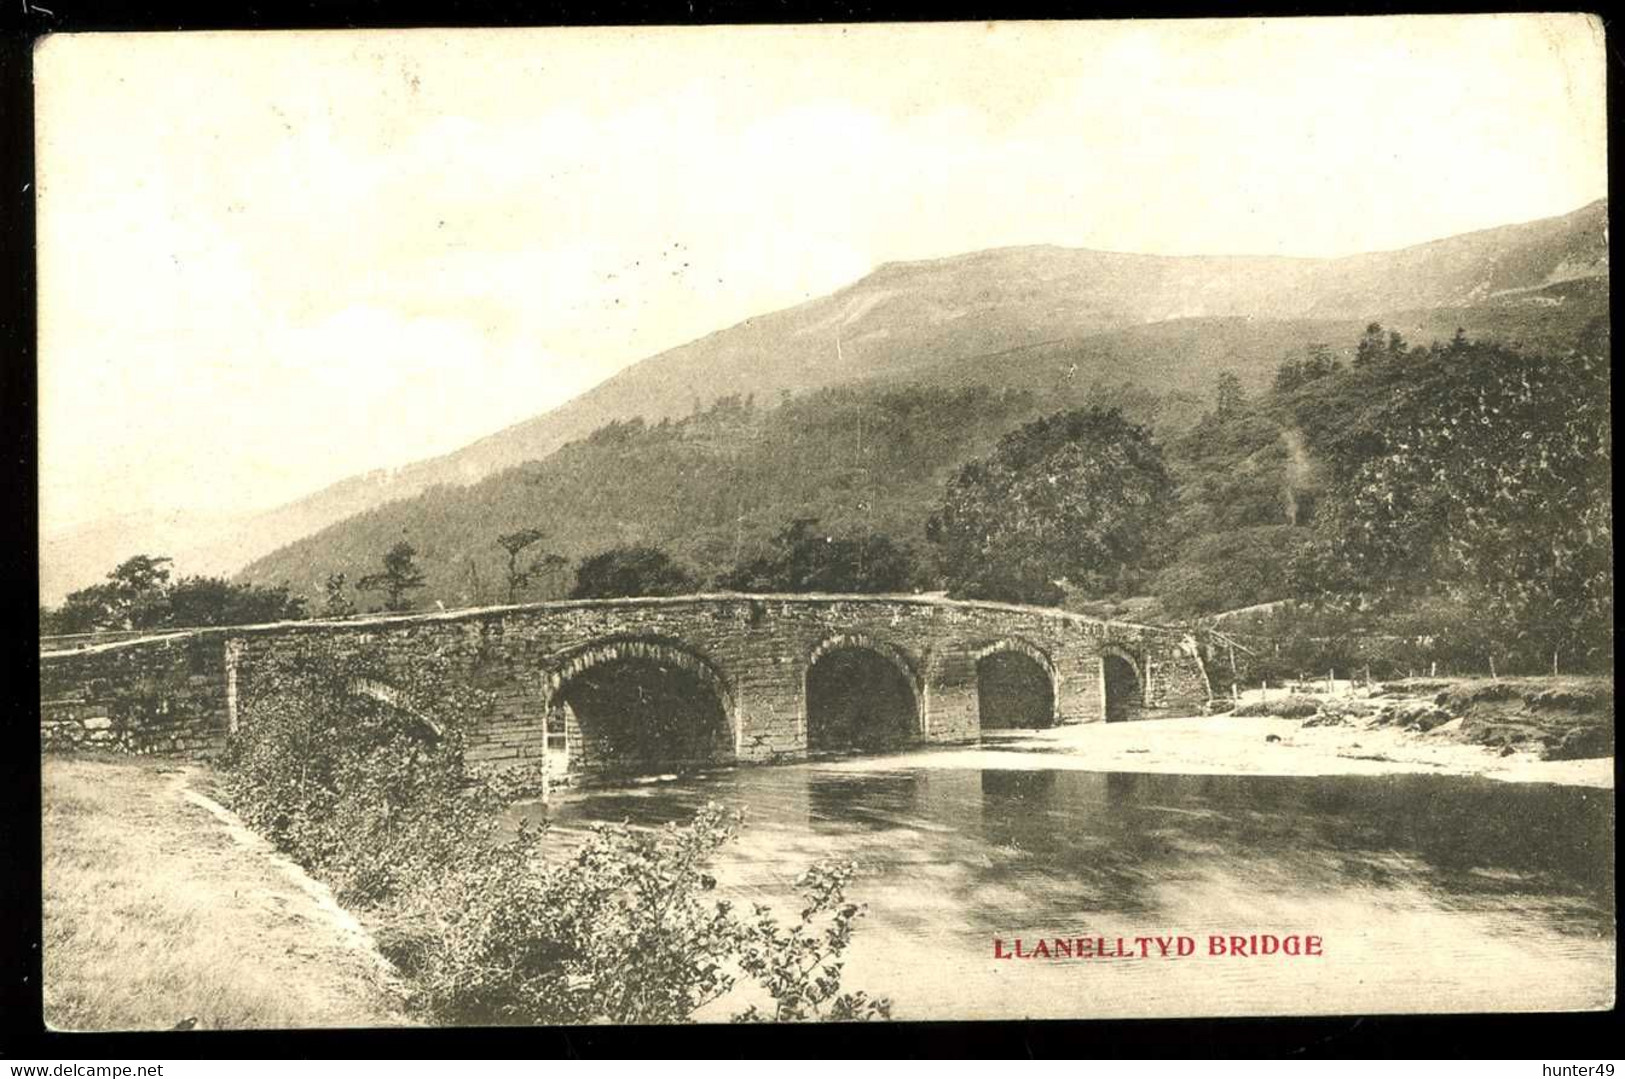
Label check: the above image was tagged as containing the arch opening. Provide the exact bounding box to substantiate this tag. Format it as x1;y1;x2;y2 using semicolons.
976;650;1056;729
1102;652;1143;723
555;656;733;779
805;646;919;753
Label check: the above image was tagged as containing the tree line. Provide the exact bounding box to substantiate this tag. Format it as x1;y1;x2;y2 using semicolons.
42;322;1612;677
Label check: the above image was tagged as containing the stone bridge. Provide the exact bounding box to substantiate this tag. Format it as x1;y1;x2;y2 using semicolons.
39;593;1212;781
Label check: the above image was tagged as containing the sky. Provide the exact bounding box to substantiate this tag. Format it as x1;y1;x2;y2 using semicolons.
36;15;1608;536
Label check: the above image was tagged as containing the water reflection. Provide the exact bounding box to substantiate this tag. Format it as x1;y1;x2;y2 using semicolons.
522;764;1615;1018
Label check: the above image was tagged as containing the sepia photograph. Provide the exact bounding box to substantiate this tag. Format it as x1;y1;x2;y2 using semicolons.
32;15;1612;1033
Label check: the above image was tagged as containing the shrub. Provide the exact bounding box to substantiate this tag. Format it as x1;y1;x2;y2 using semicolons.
1231;695;1322;719
388;806;890;1025
221;648;889;1024
222;646;510;906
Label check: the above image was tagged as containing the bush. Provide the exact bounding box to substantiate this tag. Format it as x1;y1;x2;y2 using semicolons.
222;648;890;1024
222;647;508;906
570;545;698;599
1231;695;1322;719
389;806;890;1025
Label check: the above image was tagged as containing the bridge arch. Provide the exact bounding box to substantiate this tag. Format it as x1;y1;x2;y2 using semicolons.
541;635;736;715
347;676;445;742
1100;643;1146;723
974;637;1059;729
541;635;737;779
803;632;923;752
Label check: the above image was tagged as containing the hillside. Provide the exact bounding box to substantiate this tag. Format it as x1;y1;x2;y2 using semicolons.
46;200;1608;603
235;385;1056;605
236;293;1610;617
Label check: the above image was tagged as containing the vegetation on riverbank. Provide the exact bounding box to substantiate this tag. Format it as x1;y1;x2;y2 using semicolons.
219;648;891;1025
1221;676;1613;762
1386;677;1614;760
43;755;410;1031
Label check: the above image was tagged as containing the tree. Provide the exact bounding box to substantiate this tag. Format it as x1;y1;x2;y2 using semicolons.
50;585;121;634
1275;343;1342;393
1214;371;1246;419
47;555;308;631
1354;323;1385;368
358;541;428;612
1294;334;1612;672
52;554;174;632
166;576;307;626
721;517;917;594
323;572;357;618
1155;525;1308;616
495;527;561;604
570;546;697;600
531;552;570;598
927;407;1177;605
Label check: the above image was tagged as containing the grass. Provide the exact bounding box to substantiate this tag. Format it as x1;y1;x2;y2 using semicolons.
1231;695;1322;719
43;754;413;1031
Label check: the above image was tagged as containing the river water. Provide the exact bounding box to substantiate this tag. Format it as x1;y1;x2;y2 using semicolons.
520;744;1615;1020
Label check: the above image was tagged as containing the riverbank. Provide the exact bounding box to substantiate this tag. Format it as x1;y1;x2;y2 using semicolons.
821;690;1613;788
43;755;413;1031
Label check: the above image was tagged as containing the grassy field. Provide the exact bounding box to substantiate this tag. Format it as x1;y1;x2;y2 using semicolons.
43;754;413;1031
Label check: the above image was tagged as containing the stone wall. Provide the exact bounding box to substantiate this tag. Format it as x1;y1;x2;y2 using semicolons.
40;634;232;756
40;594;1212;775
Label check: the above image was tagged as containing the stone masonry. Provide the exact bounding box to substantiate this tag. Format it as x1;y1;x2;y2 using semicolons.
39;593;1212;776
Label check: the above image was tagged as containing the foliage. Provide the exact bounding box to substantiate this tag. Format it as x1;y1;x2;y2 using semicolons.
720;517;918;594
221;649;888;1025
1230;695;1322;718
571;545;698;599
1155;526;1308;617
928;407;1177;605
221;647;502;905
234;385;1049;608
495;528;565;604
50;555;175;632
164;576;308;627
1291;332;1612;672
322;572;357;618
1353;321;1408;368
1207;603;1381;685
357;541;428;612
1272;342;1343;393
1213;370;1246;419
731;861;892;1022
390;806;890;1025
44;554;305;634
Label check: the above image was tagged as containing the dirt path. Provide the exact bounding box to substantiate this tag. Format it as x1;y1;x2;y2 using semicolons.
43;755;415;1031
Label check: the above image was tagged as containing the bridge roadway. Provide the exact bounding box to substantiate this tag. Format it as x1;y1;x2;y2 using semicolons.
40;592;1213;780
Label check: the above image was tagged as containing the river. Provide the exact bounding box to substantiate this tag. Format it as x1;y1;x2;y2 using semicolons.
520;740;1615;1020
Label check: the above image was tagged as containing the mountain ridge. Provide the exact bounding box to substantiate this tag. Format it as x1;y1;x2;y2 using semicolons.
41;199;1608;604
